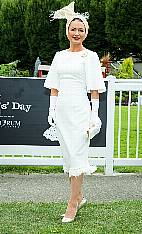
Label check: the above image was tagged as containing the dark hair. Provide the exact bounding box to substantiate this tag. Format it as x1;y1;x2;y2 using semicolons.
68;18;86;32
71;18;83;23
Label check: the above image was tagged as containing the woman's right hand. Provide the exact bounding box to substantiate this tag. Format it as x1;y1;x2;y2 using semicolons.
48;108;56;126
48;94;58;126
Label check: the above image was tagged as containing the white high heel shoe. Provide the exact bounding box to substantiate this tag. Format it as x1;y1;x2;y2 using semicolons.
78;197;87;210
62;216;75;223
62;205;78;223
61;197;87;219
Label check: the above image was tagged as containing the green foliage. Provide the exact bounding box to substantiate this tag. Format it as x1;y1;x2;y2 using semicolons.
0;0;142;68
0;61;29;77
105;0;142;58
113;57;135;105
87;0;109;56
115;91;138;106
137;72;142;79
25;0;60;64
58;0;71;50
0;0;29;65
16;69;30;77
0;62;17;77
58;19;69;50
114;57;134;79
59;0;70;50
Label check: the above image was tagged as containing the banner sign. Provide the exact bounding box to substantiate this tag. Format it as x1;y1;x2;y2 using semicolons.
0;78;107;147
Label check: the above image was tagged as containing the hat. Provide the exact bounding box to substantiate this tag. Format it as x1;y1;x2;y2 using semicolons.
52;1;89;35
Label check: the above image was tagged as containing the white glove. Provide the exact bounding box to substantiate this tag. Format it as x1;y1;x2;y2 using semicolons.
90;99;102;129
48;96;57;126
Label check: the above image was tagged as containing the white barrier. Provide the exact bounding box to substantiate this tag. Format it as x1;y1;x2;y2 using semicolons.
0;76;142;175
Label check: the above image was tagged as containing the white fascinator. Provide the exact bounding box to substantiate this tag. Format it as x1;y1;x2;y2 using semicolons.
51;1;89;35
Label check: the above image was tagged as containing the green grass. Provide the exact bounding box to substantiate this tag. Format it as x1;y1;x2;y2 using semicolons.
0;165;142;174
0;200;142;234
0;165;64;174
114;106;142;158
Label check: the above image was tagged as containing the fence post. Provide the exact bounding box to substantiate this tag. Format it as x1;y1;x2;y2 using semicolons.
105;76;116;175
105;158;113;176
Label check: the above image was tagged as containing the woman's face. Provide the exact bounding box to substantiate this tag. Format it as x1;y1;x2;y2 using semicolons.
67;19;86;45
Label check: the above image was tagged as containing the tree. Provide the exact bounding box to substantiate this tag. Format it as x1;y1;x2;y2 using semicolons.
58;0;71;50
25;0;60;65
86;0;109;57
105;0;142;59
0;0;29;66
75;0;92;50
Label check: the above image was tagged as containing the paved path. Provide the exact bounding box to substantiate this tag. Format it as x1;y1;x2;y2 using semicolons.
0;173;142;203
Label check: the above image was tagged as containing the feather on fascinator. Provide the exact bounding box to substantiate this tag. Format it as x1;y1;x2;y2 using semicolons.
51;1;89;35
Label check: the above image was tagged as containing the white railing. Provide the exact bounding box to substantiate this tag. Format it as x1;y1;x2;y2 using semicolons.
114;79;142;167
0;77;142;175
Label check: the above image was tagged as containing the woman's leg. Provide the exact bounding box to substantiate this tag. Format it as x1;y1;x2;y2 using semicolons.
64;174;84;218
78;174;84;204
69;174;84;204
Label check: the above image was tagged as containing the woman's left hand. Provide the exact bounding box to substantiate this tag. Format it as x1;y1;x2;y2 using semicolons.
89;112;102;129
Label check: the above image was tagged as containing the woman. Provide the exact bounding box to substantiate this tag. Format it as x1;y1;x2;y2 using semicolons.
44;2;106;223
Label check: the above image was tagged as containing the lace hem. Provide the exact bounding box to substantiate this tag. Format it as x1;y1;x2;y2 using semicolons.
63;166;97;177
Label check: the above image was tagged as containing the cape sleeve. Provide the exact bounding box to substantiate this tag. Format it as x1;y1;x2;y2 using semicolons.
85;51;106;93
44;52;60;90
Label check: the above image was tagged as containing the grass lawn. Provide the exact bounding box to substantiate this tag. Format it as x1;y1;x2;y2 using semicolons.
0;165;142;174
114;106;142;158
0;200;142;234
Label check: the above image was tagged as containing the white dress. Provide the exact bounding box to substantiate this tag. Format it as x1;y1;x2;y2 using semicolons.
44;49;106;177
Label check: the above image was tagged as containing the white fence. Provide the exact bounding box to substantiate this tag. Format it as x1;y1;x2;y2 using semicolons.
113;79;142;169
0;77;142;175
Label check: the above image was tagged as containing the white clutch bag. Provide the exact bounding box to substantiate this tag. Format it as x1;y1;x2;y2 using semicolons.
87;119;102;139
43;125;59;141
